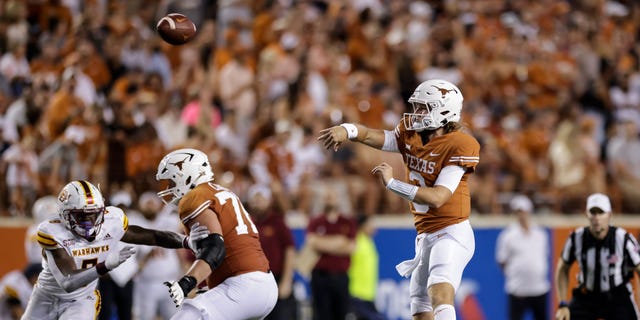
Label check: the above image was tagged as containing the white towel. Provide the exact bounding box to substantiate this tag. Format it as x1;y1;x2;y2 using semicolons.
395;233;426;278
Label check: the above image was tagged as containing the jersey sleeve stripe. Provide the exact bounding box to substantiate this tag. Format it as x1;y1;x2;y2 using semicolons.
36;236;56;245
122;214;129;231
37;231;55;241
37;234;57;247
4;286;18;299
449;156;479;163
37;239;58;248
181;200;212;224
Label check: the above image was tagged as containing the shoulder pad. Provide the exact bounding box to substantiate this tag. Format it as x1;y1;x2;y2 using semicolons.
36;221;65;250
104;206;129;233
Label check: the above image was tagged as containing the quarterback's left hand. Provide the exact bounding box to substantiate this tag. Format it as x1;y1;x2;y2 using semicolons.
164;275;197;308
372;162;394;186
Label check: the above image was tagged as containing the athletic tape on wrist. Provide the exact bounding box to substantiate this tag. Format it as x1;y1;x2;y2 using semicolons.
386;178;418;201
340;123;358;140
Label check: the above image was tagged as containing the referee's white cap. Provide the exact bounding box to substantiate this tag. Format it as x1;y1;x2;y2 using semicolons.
586;193;612;213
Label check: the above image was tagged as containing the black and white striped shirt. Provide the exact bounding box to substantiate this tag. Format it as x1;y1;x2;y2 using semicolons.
561;226;640;292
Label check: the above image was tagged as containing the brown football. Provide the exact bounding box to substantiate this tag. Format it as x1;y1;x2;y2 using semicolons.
156;13;197;45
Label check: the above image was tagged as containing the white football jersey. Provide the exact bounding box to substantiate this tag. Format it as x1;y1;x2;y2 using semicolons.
34;206;129;299
0;270;33;318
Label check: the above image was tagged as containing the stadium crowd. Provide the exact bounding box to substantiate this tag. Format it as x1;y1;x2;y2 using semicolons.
0;0;639;219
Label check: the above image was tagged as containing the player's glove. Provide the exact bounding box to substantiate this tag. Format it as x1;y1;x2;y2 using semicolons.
106;246;136;269
182;222;210;252
98;246;136;275
164;275;197;308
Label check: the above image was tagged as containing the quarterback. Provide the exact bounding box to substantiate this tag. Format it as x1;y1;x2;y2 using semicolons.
319;79;480;320
22;180;209;320
156;148;277;320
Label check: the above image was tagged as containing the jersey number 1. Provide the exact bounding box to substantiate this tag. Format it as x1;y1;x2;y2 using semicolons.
215;191;258;235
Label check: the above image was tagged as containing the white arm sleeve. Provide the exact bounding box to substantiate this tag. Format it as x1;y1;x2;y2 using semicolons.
382;130;399;152
434;165;466;194
45;250;101;293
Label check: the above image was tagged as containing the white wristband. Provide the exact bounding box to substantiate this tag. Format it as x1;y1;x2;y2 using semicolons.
340;123;358;140
385;178;418;202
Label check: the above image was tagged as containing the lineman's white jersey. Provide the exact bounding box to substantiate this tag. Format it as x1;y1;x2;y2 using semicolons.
35;206;129;299
0;270;33;318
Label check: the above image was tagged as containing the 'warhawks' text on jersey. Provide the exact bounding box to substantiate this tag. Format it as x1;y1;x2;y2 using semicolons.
35;207;129;299
179;182;270;288
394;122;480;233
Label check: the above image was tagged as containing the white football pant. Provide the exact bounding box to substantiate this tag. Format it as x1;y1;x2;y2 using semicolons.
409;220;475;315
21;285;101;320
170;271;278;320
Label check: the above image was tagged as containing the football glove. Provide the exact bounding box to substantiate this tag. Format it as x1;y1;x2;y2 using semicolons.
182;222;210;252
105;246;136;270
164;275;197;308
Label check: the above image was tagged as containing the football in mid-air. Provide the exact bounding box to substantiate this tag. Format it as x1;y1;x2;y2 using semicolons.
156;13;197;45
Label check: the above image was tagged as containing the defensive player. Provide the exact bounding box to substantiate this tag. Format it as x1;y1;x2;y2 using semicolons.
21;180;208;320
0;263;41;319
157;148;278;320
318;79;480;320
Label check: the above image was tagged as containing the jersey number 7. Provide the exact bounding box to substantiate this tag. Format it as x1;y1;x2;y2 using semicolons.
215;191;258;235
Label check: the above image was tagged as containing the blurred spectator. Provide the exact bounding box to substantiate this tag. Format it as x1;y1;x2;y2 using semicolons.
348;214;385;320
2;79;43;144
609;73;640;124
305;189;357;320
214;109;249;168
154;97;189;150
0;43;30;88
2;131;38;217
129;191;184;320
606;113;640;213
0;263;42;320
37;0;73;35
218;42;257;122
40;68;85;141
249;120;295;211
549;112;607;213
291;125;327;214
496;195;550;320
37;124;82;195
247;184;298;320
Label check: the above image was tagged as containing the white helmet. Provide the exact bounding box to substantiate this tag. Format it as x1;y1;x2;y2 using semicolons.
404;79;463;131
57;181;105;241
32;195;59;224
156;148;215;204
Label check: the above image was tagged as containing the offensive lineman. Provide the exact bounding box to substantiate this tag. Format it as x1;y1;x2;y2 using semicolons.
157;148;278;320
319;79;480;320
21;180;208;320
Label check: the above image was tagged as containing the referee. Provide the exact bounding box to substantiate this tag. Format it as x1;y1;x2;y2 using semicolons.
555;193;640;320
